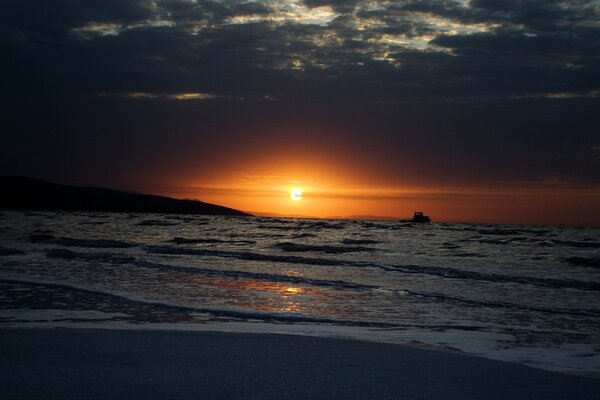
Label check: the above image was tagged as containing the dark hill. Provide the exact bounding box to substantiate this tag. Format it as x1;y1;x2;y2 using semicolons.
0;176;250;216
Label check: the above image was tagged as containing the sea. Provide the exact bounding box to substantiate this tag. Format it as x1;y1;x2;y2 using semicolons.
1;210;599;377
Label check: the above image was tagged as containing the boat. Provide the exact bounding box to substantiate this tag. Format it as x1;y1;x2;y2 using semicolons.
411;211;431;222
399;211;431;223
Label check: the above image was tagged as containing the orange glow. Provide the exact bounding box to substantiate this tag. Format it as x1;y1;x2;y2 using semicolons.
158;174;600;225
152;152;600;226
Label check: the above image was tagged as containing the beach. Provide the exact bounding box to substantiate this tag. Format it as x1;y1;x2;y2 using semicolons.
1;328;599;400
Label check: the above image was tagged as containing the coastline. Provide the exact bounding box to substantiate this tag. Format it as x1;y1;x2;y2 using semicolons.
1;328;599;400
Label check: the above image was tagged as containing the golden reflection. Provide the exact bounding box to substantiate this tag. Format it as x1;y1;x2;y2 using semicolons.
166;273;368;317
236;281;309;314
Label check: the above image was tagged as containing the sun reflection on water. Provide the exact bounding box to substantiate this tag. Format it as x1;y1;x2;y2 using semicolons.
163;273;367;317
284;287;302;294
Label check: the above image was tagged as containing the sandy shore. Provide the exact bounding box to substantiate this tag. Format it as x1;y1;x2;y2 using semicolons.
1;328;598;399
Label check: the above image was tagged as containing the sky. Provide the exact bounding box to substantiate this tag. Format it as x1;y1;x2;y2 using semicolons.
2;0;600;225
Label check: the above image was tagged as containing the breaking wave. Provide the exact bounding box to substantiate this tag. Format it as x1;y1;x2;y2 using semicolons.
134;260;377;291
143;245;600;292
272;242;376;254
30;234;136;248
172;237;256;245
46;248;135;264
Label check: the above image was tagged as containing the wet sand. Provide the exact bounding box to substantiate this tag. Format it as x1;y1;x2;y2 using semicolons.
1;328;598;399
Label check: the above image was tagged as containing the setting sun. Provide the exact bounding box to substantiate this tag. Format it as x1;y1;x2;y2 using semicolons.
290;188;303;201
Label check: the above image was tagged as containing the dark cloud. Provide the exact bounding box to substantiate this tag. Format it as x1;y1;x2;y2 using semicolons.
0;0;154;41
302;0;361;13
2;0;598;99
469;0;598;29
1;0;599;188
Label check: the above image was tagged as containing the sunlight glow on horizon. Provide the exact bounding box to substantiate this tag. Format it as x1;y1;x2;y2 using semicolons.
157;172;600;226
144;148;600;226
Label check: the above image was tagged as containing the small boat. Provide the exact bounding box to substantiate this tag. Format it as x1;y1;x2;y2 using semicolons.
406;211;431;223
411;211;431;222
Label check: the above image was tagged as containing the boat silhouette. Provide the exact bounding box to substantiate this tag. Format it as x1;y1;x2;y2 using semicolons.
400;211;431;223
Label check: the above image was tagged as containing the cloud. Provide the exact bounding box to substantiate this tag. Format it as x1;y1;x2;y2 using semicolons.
1;0;597;104
1;0;599;188
510;91;600;99
98;91;222;100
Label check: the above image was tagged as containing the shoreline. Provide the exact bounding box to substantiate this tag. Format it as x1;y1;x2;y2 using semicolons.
2;306;599;379
1;327;599;400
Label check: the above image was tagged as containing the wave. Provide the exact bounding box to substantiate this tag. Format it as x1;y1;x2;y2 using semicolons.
440;225;552;236
341;238;381;245
133;260;600;318
4;277;591;337
30;234;136;248
360;221;389;229
464;236;555;247
137;219;177;226
450;252;487;258
562;257;600;269
172;237;256;245
29;233;56;243
56;238;137;248
288;233;317;239
167;216;208;223
0;246;24;256
298;221;347;230
506;237;555;246
258;221;347;230
388;263;600;292
135;260;377;291
438;225;475;232
476;228;527;236
553;239;600;249
0;277;389;327
476;238;518;246
272;242;376;254
405;290;600;318
441;242;461;249
257;218;296;224
144;245;362;267
46;248;135;264
143;245;600;292
0;277;492;331
256;224;298;230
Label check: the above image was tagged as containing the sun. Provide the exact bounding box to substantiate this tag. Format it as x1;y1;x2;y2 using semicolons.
290;188;303;201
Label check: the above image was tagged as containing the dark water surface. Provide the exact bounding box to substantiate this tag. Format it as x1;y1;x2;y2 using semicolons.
1;210;599;376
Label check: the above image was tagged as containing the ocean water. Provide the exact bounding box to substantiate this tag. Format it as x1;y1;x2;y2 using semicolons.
1;210;599;377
